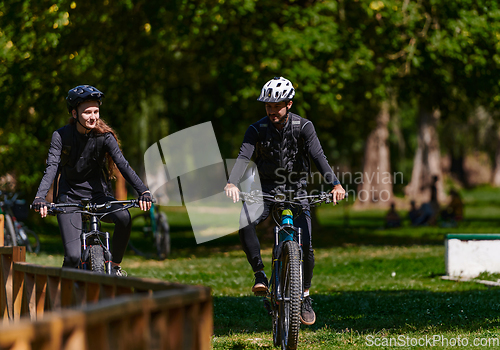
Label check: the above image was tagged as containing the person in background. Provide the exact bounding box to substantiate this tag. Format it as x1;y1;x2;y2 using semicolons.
441;189;463;226
385;202;401;228
412;175;439;226
408;200;421;225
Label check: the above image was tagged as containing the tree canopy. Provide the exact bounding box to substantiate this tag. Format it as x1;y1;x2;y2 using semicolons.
2;0;500;197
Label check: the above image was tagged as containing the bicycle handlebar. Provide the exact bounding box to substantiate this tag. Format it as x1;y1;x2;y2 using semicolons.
239;190;347;206
30;198;156;216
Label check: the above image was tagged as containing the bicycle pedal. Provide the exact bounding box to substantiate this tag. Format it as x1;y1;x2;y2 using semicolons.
254;291;268;297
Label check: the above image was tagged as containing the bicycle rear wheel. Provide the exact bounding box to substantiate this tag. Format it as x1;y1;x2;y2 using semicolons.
19;227;41;254
3;214;17;247
128;213;153;258
88;245;105;273
280;241;302;350
155;212;170;260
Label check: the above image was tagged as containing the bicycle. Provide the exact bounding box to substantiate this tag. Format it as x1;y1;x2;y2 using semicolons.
128;202;170;260
34;198;142;274
240;190;345;350
1;191;41;253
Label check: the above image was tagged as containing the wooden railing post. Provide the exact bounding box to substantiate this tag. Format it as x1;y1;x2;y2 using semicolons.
0;214;4;246
199;299;214;350
0;246;26;323
36;275;47;319
13;267;24;321
24;272;36;321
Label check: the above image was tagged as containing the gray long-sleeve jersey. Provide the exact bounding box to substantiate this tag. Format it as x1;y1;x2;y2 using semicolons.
35;124;147;201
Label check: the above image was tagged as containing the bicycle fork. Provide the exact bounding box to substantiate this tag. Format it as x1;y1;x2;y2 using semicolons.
81;215;113;273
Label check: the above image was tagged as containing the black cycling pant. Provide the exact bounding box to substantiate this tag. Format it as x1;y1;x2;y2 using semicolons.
57;195;131;268
239;196;315;290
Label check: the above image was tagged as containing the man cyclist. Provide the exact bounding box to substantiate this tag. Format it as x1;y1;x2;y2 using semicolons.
225;77;345;325
32;85;152;276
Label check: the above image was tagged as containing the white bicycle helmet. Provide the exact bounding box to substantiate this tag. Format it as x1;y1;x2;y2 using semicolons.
257;77;295;103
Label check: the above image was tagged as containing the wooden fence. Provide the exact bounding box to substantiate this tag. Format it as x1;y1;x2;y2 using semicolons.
0;214;4;246
0;246;213;350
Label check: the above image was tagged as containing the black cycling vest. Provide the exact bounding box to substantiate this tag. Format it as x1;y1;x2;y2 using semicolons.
53;124;111;201
253;113;310;185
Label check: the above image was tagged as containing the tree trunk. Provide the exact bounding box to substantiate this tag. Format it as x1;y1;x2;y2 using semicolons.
356;101;393;206
449;147;468;187
405;105;446;203
492;126;500;187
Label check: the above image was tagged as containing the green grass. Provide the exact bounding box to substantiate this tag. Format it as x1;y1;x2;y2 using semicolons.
24;186;500;349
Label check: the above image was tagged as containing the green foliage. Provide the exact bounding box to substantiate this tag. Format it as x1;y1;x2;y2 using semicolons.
2;0;500;194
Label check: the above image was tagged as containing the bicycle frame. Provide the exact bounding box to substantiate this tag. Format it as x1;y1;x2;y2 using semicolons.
270;206;304;303
149;204;158;234
240;189;344;350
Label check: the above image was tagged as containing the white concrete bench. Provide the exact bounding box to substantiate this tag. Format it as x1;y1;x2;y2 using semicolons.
445;234;500;277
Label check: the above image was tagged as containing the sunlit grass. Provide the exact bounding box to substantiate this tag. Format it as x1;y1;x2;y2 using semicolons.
24;185;500;349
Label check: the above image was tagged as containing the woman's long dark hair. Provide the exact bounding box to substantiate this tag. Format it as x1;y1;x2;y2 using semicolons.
68;117;120;179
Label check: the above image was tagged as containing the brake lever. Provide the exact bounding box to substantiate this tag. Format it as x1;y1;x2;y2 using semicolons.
48;207;66;215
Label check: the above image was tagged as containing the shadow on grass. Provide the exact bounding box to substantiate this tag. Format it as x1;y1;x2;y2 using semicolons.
30;209;500;257
214;288;500;336
29;222;473;259
35;219;454;258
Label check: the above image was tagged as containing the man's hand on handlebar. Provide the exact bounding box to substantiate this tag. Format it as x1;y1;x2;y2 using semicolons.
224;183;240;203
330;184;346;205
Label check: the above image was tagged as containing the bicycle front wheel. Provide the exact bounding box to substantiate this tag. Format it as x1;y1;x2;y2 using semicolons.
3;214;17;247
88;245;105;273
280;241;302;350
155;212;170;260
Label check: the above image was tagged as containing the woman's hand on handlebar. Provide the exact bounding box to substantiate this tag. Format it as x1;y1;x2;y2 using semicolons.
330;184;346;204
32;197;49;218
138;191;152;211
224;183;240;203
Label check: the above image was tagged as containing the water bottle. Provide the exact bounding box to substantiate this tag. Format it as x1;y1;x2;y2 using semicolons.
281;209;293;226
280;209;294;242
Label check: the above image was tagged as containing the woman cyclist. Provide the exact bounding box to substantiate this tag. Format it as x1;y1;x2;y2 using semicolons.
32;85;152;275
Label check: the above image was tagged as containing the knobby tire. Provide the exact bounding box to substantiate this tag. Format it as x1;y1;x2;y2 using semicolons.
89;245;106;273
280;241;301;350
272;258;281;347
3;214;17;247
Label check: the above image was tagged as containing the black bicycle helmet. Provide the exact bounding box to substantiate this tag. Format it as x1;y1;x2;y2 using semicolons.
66;85;104;113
